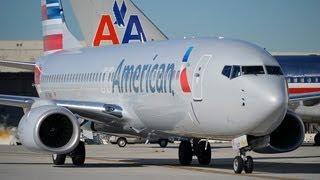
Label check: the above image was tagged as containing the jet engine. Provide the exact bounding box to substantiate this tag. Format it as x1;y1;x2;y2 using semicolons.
250;111;305;154
17;105;80;154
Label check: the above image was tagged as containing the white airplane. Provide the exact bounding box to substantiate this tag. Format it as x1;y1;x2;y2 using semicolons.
0;0;318;174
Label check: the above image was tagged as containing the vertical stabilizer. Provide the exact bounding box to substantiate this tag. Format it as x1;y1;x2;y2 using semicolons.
41;0;82;55
70;0;168;47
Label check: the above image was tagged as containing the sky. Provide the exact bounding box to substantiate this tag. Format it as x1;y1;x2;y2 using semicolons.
0;0;319;52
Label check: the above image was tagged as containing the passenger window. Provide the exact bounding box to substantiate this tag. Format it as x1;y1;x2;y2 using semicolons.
266;66;283;75
222;66;232;78
307;77;312;83
242;66;264;75
293;77;298;83
231;66;241;79
108;73;111;82
102;73;106;81
286;77;291;83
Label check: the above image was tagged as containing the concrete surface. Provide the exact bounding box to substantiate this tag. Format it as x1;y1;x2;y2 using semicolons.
0;143;319;180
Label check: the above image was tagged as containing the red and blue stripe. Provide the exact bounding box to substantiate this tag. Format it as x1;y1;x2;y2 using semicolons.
180;47;194;93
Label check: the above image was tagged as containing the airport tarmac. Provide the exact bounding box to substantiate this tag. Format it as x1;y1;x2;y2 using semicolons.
0;143;319;180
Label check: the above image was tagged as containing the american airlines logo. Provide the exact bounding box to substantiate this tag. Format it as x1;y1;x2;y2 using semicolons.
180;47;193;93
110;47;194;94
93;0;146;46
112;60;175;94
113;1;127;27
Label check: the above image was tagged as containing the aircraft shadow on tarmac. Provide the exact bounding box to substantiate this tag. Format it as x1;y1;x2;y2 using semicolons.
49;155;320;174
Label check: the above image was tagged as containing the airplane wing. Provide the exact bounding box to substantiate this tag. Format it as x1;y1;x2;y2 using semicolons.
0;94;35;108
0;94;123;122
0;60;35;70
289;92;320;102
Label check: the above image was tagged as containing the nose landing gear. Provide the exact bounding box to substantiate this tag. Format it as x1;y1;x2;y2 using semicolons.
232;135;254;174
233;150;254;174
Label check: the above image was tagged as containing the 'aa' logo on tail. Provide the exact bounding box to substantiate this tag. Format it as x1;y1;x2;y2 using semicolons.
93;0;146;46
113;1;127;27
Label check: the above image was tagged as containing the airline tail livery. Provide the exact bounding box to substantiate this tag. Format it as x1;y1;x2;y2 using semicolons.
70;0;168;46
41;0;83;55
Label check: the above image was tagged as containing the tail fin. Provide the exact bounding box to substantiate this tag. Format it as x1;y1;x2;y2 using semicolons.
41;0;82;55
70;0;168;47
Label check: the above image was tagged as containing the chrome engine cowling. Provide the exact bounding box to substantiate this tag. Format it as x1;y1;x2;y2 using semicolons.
18;105;80;154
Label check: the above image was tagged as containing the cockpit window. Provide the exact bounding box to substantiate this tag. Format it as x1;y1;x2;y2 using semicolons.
222;65;241;79
230;66;241;79
242;66;265;75
266;66;283;75
222;66;232;78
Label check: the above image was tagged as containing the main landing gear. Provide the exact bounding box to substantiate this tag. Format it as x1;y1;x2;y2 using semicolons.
178;139;211;166
233;149;254;174
52;141;86;166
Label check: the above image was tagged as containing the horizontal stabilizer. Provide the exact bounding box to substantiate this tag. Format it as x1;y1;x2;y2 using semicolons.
0;60;35;70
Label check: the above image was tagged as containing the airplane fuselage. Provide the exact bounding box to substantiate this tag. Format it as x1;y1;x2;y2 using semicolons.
35;38;288;139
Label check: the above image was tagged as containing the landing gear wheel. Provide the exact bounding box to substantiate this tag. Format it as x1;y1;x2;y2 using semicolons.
179;141;193;165
233;156;244;174
117;137;127;148
159;139;168;148
315;133;320;146
52;154;66;165
70;141;86;166
244;156;254;174
196;141;211;165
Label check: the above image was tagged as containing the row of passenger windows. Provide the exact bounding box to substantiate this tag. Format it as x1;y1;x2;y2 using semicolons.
42;72;115;83
222;65;283;79
41;70;182;84
286;76;320;83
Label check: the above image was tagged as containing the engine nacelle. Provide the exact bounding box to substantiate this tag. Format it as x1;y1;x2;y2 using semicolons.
18;105;80;154
251;111;305;154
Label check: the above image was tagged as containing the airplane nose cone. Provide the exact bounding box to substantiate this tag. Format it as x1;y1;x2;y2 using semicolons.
264;82;288;110
245;76;288;136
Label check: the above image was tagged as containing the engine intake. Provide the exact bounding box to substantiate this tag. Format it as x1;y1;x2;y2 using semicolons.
18;105;80;154
251;111;305;154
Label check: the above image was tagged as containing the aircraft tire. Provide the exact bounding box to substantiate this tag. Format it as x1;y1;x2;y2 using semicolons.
179;141;193;165
52;154;66;165
196;141;211;165
71;141;86;166
233;156;244;174
244;156;254;173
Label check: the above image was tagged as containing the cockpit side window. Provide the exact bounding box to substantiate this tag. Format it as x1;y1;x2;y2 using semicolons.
266;66;283;75
231;66;241;79
242;66;264;75
222;66;232;78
